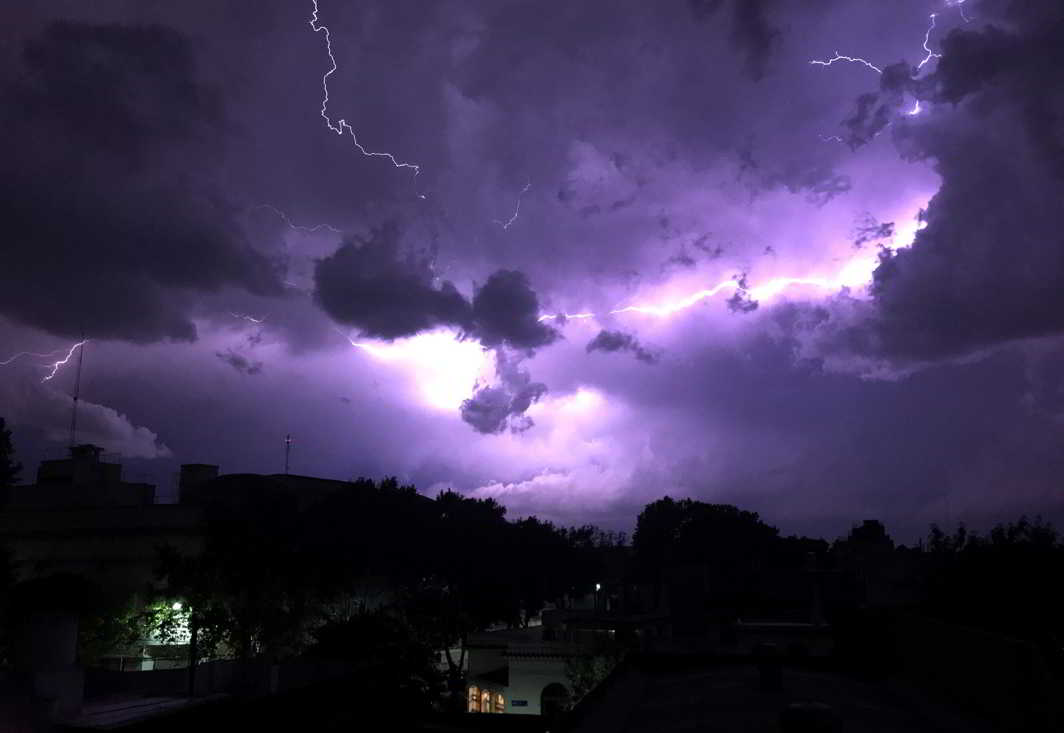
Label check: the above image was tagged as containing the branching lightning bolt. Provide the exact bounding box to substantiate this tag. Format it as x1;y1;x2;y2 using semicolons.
0;348;67;366
809;53;882;74
810;6;952;141
916;14;942;70
41;340;88;383
253;204;341;235
493;181;532;230
308;0;420;174
537;277;844;322
537;245;906;324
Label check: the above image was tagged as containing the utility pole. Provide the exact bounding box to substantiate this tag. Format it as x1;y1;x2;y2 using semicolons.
284;433;292;475
69;338;86;448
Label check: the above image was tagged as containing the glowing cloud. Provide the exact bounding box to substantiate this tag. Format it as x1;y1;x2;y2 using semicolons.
339;329;491;410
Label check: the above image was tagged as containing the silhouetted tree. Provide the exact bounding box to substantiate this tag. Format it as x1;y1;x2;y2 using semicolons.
919;516;1064;671
633;497;781;616
155;477;341;660
0;417;21;506
308;607;443;716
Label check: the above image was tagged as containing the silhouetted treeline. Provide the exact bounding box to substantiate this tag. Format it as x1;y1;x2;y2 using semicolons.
150;474;623;708
2;417;1063;722
918;517;1064;672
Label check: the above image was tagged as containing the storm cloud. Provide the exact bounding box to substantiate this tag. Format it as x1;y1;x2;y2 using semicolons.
460;350;547;434
315;227;557;352
4;0;1064;543
0;21;284;343
314;224;473;340
586;330;660;365
787;1;1064;373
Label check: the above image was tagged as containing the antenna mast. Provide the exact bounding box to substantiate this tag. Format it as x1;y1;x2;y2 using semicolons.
284;433;292;475
69;339;86;448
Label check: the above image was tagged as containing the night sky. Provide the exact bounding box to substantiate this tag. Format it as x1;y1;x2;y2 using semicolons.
3;0;1062;541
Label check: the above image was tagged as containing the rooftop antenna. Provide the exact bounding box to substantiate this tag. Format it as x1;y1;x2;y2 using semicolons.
284;433;292;475
69;335;86;449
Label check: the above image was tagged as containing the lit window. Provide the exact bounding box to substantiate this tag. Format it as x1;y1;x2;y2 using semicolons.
495;693;505;714
482;690;491;712
468;686;480;713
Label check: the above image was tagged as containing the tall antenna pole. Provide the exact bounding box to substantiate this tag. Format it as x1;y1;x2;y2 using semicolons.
69;338;86;449
284;434;292;475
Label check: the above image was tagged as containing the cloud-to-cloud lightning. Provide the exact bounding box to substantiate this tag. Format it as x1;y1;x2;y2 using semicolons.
948;0;971;23
2;340;89;382
41;340;88;382
252;204;341;235
494;181;532;230
308;0;420;174
229;312;266;324
539;212;929;324
809;53;883;74
810;8;946;79
0;347;68;366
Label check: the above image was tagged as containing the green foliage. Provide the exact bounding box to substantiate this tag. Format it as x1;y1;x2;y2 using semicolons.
565;637;625;703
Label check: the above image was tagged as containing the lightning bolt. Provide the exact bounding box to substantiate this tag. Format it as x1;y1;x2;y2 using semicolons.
0;348;68;366
809;53;882;74
493;181;532;230
308;0;420;174
252;204;341;235
810;11;944;77
811;6;952;141
948;0;971;23
916;14;942;71
230;312;267;324
41;340;87;383
536;312;597;323
539;275;856;323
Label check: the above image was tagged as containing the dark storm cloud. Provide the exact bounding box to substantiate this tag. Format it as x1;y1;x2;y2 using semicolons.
727;275;759;314
0;21;284;343
586;330;660;365
737;142;852;205
460;350;547;434
315;226;557;351
313;223;473;340
216;349;263;376
853;215;895;248
470;271;558;351
689;0;780;80
796;1;1064;370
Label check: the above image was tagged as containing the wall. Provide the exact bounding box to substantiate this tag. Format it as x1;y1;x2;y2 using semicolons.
504;656;569;716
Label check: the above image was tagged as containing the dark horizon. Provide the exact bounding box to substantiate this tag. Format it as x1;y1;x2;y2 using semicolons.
3;0;1064;559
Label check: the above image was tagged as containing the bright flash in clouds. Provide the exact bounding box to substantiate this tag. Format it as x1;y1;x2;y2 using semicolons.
340;329;491;410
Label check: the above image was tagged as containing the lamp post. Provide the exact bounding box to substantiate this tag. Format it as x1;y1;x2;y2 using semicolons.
186;606;199;698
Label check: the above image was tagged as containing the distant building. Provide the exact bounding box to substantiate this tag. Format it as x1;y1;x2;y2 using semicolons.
1;445;204;601
465;592;668;717
0;448;404;671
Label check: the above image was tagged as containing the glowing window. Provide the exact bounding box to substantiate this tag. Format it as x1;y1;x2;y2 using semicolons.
482;689;491;712
468;685;480;712
495;693;505;714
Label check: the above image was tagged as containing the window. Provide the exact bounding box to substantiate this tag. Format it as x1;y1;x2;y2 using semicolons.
495;693;505;714
481;689;492;712
468;685;480;712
